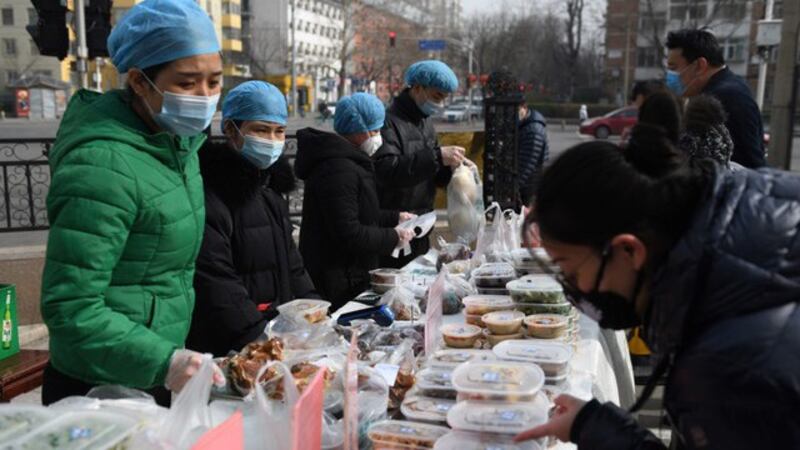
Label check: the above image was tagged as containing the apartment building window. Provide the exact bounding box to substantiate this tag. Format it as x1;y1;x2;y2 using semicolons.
669;0;707;21
636;47;660;68
723;38;746;63
28;8;37;25
222;2;241;14
2;8;13;26
717;0;746;20
638;12;666;35
3;38;17;56
6;70;19;83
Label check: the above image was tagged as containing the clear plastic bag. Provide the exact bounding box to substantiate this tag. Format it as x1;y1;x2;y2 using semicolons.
156;355;217;449
472;202;514;267
378;286;421;322
267;313;343;350
447;163;484;244
254;361;300;450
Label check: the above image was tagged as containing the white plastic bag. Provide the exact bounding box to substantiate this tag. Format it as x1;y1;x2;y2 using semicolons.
157;355;217;449
447;163;484;244
472;202;513;267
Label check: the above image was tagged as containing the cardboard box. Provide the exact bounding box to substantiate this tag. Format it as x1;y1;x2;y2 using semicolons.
0;284;19;361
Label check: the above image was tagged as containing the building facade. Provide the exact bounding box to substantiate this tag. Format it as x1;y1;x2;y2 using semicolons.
604;0;765;106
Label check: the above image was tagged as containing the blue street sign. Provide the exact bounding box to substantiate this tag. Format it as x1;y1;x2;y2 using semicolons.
418;40;446;51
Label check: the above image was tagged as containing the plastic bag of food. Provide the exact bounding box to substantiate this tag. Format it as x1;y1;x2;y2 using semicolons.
378;286;421;322
472;202;513;267
421;269;473;315
254;361;300;450
268;313;343;350
502;208;523;250
385;339;418;410
218;338;285;398
435;237;472;271
447;163;484;244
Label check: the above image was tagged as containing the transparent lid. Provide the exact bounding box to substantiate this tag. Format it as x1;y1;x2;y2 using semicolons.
10;410;138;450
512;248;552;265
446;398;549;434
493;340;574;366
434;431;544;450
451;361;545;398
416;367;455;391
441;323;482;338
506;276;563;294
482;310;525;324
524;314;569;327
427;349;497;369
472;263;516;279
462;295;514;309
0;405;54;443
368;420;450;447
401;396;456;422
277;299;331;317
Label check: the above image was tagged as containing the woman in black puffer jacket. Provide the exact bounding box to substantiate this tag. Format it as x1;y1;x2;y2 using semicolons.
296;93;415;308
516;124;800;449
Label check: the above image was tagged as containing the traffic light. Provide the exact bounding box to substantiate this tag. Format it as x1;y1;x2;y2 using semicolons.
389;31;396;48
27;0;69;60
85;0;112;58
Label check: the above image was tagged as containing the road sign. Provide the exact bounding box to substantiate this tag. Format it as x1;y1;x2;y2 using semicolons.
419;40;446;51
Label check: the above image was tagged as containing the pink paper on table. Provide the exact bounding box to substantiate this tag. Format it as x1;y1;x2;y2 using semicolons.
191;410;243;450
343;332;359;450
291;366;328;450
425;270;446;356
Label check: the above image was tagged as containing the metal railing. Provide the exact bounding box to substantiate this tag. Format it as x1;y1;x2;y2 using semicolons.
0;136;302;232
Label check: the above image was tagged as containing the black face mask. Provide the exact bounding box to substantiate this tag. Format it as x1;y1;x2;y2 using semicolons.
561;245;643;330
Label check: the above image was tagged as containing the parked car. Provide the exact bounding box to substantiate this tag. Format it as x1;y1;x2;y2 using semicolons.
579;106;638;139
442;103;481;122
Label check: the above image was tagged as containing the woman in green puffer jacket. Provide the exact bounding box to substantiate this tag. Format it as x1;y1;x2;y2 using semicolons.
40;0;225;405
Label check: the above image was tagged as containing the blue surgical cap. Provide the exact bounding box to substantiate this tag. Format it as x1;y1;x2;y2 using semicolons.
404;60;459;93
222;81;288;131
334;93;385;135
108;0;221;73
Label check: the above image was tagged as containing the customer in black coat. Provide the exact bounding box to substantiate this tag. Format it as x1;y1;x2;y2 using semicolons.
187;81;317;357
374;60;467;267
297;93;415;308
517;103;549;205
516;125;800;449
666;29;765;168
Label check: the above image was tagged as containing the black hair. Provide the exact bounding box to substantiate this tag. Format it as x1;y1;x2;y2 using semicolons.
683;95;727;134
631;79;666;103
666;29;725;67
126;61;171;95
531;124;714;260
638;91;683;144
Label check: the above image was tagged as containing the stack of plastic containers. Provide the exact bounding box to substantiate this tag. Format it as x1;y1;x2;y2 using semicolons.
432;360;550;449
462;295;514;328
506;275;579;347
493;340;574;387
471;263;516;296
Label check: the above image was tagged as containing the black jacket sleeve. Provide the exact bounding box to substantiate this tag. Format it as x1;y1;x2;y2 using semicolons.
192;197;267;355
518;120;549;187
374;119;441;188
318;168;399;255
570;400;666;450
711;90;765;168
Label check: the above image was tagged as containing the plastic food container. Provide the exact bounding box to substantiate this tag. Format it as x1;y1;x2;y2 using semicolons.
0;405;54;443
441;324;482;349
511;248;558;275
492;340;573;378
370;268;407;285
471;263;516;288
481;310;525;335
524;314;569;339
462;295;514;316
277;299;332;323
433;431;544;450
427;349;496;369
9;410;138;450
368;420;450;449
446;398;549;434
483;329;525;348
477;287;509;296
451;361;545;402
401;396;456;423
416;367;456;399
373;282;398;295
506;276;565;304
464;312;485;327
514;301;572;316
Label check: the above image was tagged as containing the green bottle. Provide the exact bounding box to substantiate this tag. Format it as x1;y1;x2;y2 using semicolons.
2;291;11;350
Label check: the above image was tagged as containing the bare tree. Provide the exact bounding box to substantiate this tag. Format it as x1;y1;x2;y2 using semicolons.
335;0;360;98
562;0;585;101
247;25;285;78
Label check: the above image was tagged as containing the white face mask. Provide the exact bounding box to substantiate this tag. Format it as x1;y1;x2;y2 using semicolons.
140;73;219;137
360;134;383;156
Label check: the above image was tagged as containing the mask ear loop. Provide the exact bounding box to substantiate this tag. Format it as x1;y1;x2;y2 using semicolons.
133;69;164;120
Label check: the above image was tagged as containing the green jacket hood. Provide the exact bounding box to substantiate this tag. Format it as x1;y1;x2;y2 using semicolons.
49;89;207;170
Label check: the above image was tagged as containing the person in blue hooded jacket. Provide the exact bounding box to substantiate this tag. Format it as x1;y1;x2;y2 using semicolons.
296;93;415;307
373;60;467;267
186;81;318;357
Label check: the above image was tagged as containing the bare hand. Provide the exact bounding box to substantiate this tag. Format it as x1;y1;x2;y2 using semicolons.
441;146;466;168
514;394;587;443
399;212;417;223
395;227;415;244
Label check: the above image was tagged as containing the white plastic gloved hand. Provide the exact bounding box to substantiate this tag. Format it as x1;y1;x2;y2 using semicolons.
164;349;226;393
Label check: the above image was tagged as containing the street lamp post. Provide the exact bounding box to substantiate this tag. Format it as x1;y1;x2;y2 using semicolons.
75;0;89;89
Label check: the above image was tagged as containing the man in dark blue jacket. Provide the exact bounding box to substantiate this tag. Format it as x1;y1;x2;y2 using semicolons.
517;102;549;205
665;29;765;168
